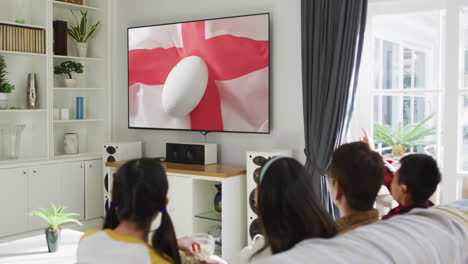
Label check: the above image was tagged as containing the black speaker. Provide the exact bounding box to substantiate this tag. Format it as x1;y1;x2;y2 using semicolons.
166;143;217;165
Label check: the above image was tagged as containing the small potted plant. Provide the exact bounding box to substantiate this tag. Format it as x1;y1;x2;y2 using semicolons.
373;113;437;159
0;55;15;109
54;61;83;88
68;10;101;57
30;203;82;253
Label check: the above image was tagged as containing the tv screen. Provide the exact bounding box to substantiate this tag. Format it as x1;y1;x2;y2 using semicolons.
128;13;270;133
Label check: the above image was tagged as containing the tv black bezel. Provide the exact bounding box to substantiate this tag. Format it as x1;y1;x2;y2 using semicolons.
127;13;271;135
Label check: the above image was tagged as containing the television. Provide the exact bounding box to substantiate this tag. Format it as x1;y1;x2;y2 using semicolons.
128;13;270;134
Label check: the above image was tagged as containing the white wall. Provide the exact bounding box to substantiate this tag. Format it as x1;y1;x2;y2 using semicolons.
112;0;304;165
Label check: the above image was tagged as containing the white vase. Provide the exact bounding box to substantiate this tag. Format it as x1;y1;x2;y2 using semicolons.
64;133;79;154
0;93;8;109
76;42;88;57
64;79;77;88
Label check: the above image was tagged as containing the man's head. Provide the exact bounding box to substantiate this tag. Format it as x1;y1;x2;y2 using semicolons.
391;154;441;205
329;142;385;214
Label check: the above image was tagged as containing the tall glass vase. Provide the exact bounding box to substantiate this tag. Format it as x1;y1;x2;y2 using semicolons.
3;124;26;160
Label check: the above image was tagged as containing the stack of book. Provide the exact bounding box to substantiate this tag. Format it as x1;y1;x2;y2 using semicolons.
0;24;46;54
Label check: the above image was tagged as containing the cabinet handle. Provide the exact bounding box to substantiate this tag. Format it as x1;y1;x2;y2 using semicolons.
33;170;37;174
89;164;93;168
23;171;27;175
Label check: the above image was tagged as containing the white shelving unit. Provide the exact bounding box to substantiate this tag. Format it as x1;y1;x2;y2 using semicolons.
0;0;110;238
0;0;111;164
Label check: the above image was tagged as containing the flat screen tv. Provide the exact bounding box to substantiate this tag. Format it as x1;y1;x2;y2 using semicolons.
128;13;270;133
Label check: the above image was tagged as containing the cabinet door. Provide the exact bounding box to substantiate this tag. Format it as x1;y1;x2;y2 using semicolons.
166;175;193;237
0;168;29;237
29;165;60;230
85;159;104;219
59;161;85;221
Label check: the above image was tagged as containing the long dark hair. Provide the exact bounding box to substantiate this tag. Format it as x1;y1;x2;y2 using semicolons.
254;157;337;256
103;158;180;264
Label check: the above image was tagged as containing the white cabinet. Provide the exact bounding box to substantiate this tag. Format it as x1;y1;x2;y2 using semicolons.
59;161;85;221
167;175;193;238
85;159;103;219
29;164;60;230
0;158;103;237
0;168;29;237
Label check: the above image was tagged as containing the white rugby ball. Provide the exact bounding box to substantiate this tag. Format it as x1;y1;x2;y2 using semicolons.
162;56;209;117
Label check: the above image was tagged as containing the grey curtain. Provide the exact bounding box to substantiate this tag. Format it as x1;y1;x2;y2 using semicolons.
301;0;368;217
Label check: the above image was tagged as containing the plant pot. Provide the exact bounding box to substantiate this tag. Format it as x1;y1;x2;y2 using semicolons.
76;42;88;57
64;79;77;88
0;93;7;109
45;228;61;253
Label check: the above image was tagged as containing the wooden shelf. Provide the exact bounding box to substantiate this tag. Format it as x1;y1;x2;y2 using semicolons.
53;87;104;91
106;161;246;178
0;109;47;113
52;1;103;12
0;50;46;57
54;153;101;160
0;21;46;30
53;55;102;62
54;119;104;124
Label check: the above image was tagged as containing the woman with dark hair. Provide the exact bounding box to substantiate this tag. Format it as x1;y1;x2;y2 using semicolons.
77;158;195;264
202;157;338;264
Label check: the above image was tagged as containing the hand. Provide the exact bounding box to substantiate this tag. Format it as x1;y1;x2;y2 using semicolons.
360;128;374;149
177;236;199;256
199;255;227;264
360;128;369;144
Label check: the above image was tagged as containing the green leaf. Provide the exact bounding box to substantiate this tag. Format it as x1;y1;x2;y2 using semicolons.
30;203;81;228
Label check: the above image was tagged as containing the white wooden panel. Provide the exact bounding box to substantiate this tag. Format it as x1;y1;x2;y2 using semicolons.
221;175;246;260
153;175;193;238
85;159;104;219
0;168;29;237
59;161;85;221
29;164;59;230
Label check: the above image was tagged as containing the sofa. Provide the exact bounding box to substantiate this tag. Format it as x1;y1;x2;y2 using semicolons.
253;200;468;264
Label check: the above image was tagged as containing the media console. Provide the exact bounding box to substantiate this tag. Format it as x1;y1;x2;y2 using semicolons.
105;160;247;260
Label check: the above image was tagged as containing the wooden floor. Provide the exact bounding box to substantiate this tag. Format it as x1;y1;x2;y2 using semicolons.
0;218;102;264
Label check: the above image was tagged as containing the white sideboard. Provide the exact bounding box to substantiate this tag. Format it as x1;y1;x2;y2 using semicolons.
0;158;103;237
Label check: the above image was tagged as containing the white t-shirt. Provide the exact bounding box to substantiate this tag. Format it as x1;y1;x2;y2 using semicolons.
76;229;171;264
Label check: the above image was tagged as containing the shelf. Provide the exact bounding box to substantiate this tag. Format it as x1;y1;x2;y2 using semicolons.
52;1;103;12
54;152;101;160
54;119;104;124
194;211;221;222
0;109;47;113
0;50;46;57
53;55;102;62
54;87;104;91
0;157;49;168
0;21;46;30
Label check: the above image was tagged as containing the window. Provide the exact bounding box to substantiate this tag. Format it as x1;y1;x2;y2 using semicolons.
371;17;441;159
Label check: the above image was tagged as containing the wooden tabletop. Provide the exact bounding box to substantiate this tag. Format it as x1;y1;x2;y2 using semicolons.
105;160;246;178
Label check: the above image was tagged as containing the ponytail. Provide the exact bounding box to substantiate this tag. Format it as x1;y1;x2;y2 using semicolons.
151;210;181;264
103;202;120;229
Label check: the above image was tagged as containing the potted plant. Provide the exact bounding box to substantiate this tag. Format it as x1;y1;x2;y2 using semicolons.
0;55;15;110
54;61;84;88
67;10;101;57
373;113;437;159
30;203;81;253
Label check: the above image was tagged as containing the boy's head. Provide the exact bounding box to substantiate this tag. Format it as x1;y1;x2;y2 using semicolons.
329;142;385;213
391;154;441;205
